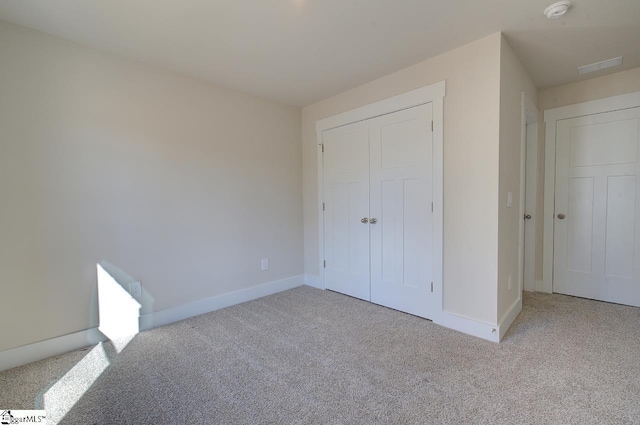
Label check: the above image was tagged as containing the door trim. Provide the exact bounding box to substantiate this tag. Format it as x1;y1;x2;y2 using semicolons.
542;90;640;294
315;81;445;316
521;93;539;293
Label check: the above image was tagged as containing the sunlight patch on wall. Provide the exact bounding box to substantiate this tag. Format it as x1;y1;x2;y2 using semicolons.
97;264;141;353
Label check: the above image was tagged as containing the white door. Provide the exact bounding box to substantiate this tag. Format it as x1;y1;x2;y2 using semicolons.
323;121;371;301
369;104;433;318
554;107;640;306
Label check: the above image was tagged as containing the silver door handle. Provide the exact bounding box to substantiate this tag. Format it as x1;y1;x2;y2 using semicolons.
370;218;377;224
361;217;369;224
557;213;566;219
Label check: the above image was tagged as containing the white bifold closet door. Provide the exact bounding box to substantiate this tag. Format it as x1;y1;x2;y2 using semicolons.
323;103;434;319
323;121;371;301
369;104;433;317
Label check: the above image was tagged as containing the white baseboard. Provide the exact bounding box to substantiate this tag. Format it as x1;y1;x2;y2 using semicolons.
0;275;304;372
303;274;324;290
497;297;522;341
138;274;304;331
0;328;107;372
434;311;500;343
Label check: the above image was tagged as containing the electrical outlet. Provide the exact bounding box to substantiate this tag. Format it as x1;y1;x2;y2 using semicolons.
261;258;269;271
508;274;512;290
129;281;142;299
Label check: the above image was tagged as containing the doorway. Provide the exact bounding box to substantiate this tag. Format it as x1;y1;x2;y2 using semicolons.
323;104;433;317
543;91;640;306
521;94;539;293
316;82;445;319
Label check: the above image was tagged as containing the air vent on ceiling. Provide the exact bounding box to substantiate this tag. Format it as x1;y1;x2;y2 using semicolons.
578;57;623;75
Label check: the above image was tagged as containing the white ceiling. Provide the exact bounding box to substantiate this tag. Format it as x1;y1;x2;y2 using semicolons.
0;0;638;106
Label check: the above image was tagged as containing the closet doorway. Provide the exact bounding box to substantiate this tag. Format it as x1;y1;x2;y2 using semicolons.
316;82;444;319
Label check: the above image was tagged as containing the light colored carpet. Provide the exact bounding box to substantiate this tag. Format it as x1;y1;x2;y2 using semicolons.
1;286;640;424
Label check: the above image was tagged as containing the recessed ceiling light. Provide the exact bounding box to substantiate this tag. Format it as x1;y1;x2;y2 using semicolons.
578;56;623;75
544;1;572;19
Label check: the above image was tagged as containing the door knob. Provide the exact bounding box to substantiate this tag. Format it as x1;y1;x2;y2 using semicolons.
361;217;369;224
524;214;532;220
370;218;377;224
557;213;566;219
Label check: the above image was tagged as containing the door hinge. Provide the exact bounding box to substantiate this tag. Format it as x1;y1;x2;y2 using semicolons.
323;260;326;268
323;202;325;211
431;282;434;292
431;202;434;212
321;144;324;153
431;121;433;132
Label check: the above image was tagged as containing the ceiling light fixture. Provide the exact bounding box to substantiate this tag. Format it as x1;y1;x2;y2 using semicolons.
544;1;572;19
578;56;623;75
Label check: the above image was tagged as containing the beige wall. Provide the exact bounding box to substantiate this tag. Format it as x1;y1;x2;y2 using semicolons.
303;33;502;325
497;36;537;323
0;21;303;351
538;67;640;111
535;66;640;282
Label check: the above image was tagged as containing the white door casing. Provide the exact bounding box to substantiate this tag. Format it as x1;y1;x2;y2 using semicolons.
322;121;371;301
369;104;434;318
553;107;640;306
523;123;538;292
522;94;539;293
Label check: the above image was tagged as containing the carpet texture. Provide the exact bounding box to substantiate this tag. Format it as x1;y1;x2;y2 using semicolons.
1;286;640;424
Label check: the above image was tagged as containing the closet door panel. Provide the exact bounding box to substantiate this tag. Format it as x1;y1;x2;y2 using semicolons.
323;121;371;301
369;104;433;318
